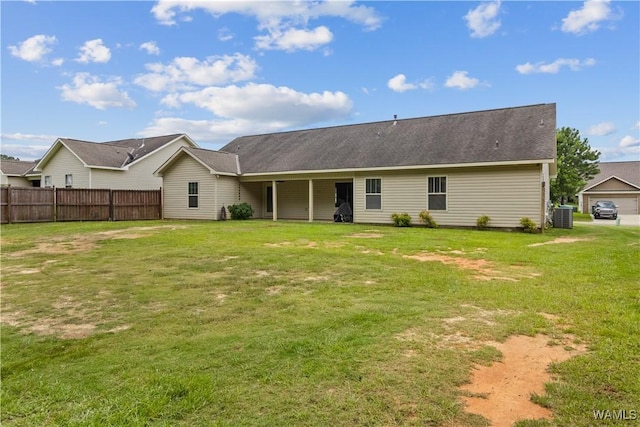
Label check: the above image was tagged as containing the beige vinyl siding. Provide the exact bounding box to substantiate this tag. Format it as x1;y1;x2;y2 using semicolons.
353;165;543;227
216;176;241;219
91;138;192;189
276;181;309;219
40;146;89;188
239;182;263;217
313;179;340;221
162;156;216;220
1;176;32;187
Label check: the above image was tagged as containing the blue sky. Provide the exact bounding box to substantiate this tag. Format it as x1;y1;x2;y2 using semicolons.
2;0;639;162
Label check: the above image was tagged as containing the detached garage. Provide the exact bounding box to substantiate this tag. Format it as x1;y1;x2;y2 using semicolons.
580;161;640;214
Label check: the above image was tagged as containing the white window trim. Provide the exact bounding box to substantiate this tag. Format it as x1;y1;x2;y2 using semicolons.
44;176;52;188
188;181;199;209
65;174;73;188
364;177;382;211
427;175;448;212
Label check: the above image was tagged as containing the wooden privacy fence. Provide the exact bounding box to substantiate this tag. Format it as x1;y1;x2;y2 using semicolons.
1;186;162;224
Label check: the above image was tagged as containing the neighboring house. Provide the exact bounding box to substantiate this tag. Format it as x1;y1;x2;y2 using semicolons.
34;134;197;190
579;161;640;214
0;160;39;187
156;104;557;228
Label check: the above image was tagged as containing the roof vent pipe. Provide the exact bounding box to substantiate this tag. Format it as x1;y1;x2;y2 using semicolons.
393;114;397;125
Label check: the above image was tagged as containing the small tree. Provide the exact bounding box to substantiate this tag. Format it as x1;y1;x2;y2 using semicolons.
551;127;600;204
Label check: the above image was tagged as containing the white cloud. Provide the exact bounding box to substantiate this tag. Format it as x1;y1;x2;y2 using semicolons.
1;132;59;142
58;73;136;110
165;83;352;123
464;1;502;38
150;1;382;51
444;71;480;90
218;28;234;42
619;135;640;148
134;53;258;92
144;83;353;142
140;41;160;55
387;74;434;93
255;26;333;51
516;58;596;74
0;143;52;161
387;74;416;93
76;39;111;63
51;57;64;66
634;121;640;130
561;0;620;35
587;122;616;136
8;34;57;62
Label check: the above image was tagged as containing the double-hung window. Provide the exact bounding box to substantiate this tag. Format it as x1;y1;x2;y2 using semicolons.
65;174;73;188
428;177;447;211
365;178;382;210
188;182;199;208
44;176;52;188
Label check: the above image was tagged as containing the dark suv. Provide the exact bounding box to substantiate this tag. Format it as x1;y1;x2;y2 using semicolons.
591;200;618;219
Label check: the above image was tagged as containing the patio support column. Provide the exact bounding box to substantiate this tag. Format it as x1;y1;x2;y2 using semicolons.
272;180;278;221
308;179;314;222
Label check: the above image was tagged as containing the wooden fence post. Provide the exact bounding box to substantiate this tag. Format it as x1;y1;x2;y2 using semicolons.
7;185;12;224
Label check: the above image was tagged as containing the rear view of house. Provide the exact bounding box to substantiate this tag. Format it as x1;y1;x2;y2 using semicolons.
157;104;557;229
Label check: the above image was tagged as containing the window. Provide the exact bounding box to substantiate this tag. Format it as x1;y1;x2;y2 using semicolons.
428;177;447;210
365;178;382;210
188;182;199;208
44;176;52;188
65;174;73;188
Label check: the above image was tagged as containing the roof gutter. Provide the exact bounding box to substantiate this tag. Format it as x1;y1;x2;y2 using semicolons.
239;158;556;177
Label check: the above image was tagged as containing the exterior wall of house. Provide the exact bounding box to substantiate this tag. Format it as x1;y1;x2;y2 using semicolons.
352;164;544;228
91;138;192;190
216;176;241;219
39;146;90;188
161;155;217;220
1;175;32;187
240;182;263;218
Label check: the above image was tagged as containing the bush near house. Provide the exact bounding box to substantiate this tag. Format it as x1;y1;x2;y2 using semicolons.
418;210;438;228
227;203;254;220
391;213;412;227
476;215;491;230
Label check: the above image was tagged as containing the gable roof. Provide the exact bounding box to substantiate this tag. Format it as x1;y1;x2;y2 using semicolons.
583;161;640;191
35;134;196;171
221;103;556;175
0;160;37;176
155;146;240;176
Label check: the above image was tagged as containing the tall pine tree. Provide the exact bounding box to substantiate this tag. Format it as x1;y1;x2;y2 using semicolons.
551;127;600;204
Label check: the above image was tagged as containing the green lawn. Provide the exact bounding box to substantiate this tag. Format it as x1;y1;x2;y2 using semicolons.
1;220;638;426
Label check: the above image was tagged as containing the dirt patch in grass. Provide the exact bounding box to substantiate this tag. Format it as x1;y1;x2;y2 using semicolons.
5;225;187;258
461;334;587;426
404;251;540;282
528;237;592;247
348;233;383;239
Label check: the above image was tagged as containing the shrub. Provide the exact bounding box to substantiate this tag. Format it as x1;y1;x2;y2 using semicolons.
476;214;491;230
520;217;538;233
391;213;412;227
227;202;254;220
418;210;438;228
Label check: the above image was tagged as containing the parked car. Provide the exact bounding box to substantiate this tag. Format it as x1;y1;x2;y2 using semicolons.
591;200;618;219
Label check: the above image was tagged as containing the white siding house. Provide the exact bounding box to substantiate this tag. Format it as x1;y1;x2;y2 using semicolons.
34;134;197;190
157;104;557;230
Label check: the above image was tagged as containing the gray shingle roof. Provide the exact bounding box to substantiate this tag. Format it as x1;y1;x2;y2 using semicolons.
0;160;37;176
586;161;640;189
54;134;187;169
183;147;239;175
221;104;556;174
